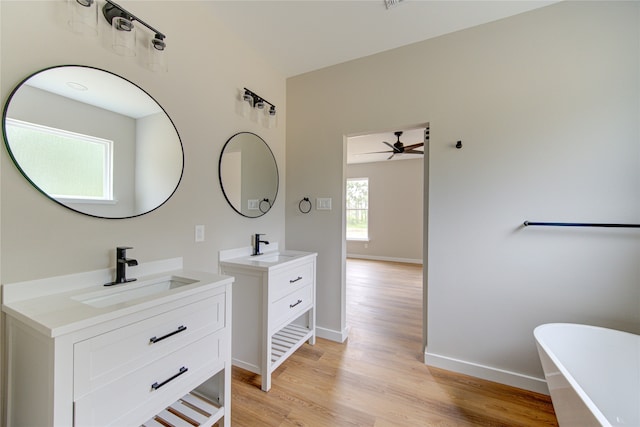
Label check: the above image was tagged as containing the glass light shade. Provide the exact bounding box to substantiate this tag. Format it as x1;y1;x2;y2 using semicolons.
67;0;98;36
267;108;277;129
147;38;167;72
242;97;252;117
111;16;136;57
263;107;277;129
250;105;260;122
235;99;248;117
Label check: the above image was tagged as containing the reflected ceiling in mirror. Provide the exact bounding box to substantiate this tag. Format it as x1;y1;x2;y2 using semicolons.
219;132;278;218
2;65;184;219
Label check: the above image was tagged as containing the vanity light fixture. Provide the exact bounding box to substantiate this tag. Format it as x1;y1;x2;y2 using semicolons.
241;88;277;128
102;0;167;68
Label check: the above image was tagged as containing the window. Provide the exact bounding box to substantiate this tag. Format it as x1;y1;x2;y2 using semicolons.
5;118;113;201
346;178;369;240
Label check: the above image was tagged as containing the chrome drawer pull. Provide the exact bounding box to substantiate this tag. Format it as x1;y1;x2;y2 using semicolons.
149;325;187;344
289;299;302;308
289;276;303;283
151;366;188;390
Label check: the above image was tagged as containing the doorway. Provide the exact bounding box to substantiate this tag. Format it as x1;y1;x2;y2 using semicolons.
344;124;428;351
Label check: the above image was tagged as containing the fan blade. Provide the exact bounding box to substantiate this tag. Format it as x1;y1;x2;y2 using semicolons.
403;143;424;150
357;150;394;155
404;150;424;155
382;141;402;153
387;152;395;160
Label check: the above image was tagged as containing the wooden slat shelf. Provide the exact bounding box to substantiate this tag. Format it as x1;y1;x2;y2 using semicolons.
141;391;224;427
270;324;313;371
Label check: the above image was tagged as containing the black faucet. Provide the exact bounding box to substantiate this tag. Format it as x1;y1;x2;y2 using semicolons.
252;233;269;256
105;246;138;286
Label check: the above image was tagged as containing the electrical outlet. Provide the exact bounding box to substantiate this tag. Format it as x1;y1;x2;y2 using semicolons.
195;225;205;242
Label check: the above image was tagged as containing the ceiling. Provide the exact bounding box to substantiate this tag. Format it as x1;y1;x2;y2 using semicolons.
347;127;425;164
206;0;557;164
206;0;557;78
26;67;161;119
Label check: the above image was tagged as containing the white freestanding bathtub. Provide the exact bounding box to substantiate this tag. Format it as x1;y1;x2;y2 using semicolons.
534;323;640;427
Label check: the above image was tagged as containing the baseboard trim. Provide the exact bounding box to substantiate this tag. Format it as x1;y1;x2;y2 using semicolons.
316;325;350;343
232;358;260;375
346;254;422;265
424;351;549;395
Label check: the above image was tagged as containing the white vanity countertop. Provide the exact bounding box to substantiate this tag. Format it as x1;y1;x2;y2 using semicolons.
219;246;317;272
2;258;233;338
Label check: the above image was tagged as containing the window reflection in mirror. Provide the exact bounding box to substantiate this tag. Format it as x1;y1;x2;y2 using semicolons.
219;132;278;218
6;118;114;202
2;65;184;219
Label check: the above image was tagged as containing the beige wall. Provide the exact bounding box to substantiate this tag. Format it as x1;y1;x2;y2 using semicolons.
1;1;286;282
346;158;423;262
287;1;640;392
0;1;287;414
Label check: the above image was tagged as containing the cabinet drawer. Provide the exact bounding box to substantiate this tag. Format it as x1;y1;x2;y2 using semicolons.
74;293;225;398
269;261;313;303
270;284;313;332
74;329;224;427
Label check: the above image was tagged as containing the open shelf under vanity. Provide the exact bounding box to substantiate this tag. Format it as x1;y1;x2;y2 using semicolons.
271;323;314;370
142;390;224;427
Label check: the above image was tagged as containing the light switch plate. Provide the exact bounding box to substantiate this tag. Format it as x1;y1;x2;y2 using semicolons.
195;225;205;242
316;198;332;210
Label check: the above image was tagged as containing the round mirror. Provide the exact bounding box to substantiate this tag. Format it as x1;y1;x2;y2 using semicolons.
219;132;278;218
2;65;183;219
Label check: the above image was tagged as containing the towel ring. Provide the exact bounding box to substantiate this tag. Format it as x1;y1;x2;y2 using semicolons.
299;197;312;214
259;198;271;213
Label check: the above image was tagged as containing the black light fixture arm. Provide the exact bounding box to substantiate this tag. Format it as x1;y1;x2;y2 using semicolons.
103;0;166;41
244;87;276;110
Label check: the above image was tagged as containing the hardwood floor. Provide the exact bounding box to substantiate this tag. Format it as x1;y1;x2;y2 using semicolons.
229;258;558;426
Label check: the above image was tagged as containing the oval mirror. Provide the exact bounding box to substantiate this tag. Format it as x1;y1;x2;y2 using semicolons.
219;132;278;218
2;65;183;219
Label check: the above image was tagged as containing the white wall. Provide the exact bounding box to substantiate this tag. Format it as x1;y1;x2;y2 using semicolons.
287;1;640;392
135;112;183;214
346;159;423;263
0;2;287;417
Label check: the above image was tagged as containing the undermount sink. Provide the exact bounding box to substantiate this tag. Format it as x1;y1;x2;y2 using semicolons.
247;253;296;263
72;275;198;308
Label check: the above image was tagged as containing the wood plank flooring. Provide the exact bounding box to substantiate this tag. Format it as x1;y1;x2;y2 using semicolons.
229;258;558;426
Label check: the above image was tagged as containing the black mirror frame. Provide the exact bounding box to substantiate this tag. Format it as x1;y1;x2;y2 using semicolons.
2;64;184;219
218;131;279;218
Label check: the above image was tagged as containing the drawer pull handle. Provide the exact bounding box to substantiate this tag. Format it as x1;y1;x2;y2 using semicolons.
149;325;187;344
290;299;303;308
151;366;188;390
290;276;303;283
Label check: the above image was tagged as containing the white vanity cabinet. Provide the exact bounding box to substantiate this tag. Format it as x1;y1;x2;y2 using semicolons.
2;260;233;427
219;249;317;392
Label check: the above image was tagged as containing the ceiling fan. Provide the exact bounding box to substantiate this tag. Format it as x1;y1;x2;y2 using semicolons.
369;131;424;160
